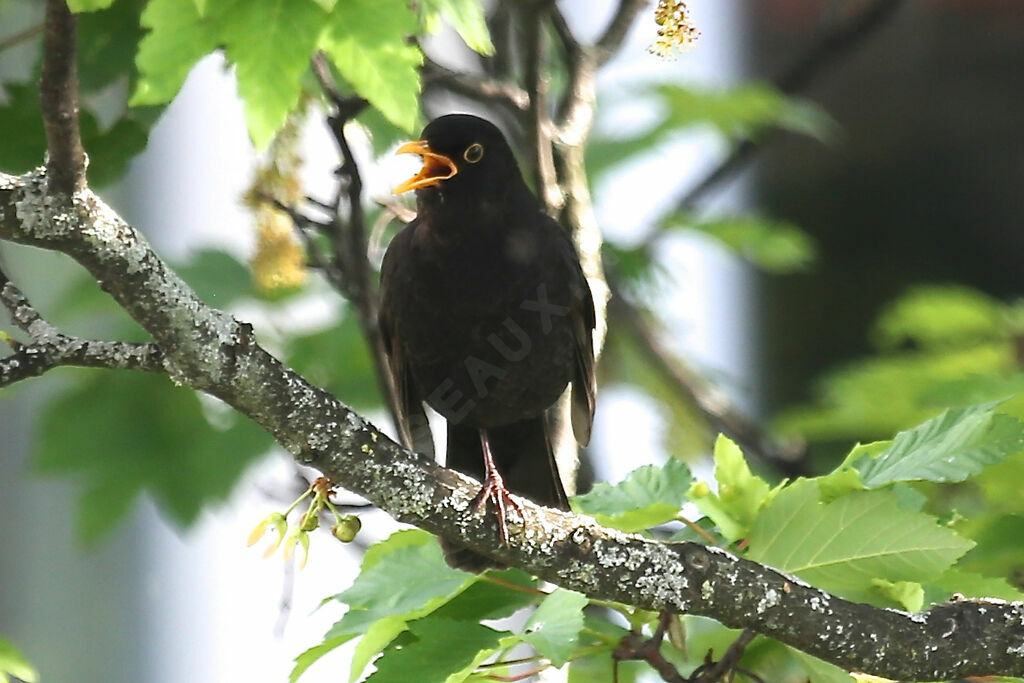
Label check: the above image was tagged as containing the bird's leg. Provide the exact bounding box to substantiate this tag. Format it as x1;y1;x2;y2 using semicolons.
471;429;525;546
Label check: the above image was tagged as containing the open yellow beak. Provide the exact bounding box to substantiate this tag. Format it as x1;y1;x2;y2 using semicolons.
392;140;458;195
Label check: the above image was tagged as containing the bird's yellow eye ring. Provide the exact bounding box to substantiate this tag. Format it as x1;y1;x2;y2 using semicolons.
463;143;484;163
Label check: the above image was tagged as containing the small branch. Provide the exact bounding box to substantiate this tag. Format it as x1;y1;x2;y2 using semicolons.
40;0;85;195
608;285;809;477
614;612;685;683
0;268;163;387
422;59;529;111
0;23;44;52
520;1;562;212
310;53;404;436
693;629;757;683
593;0;648;65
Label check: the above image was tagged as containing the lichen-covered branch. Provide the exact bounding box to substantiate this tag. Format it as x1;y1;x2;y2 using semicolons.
0;266;163;386
2;168;1023;679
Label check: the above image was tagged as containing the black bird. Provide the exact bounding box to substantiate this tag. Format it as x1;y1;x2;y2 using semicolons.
379;114;596;570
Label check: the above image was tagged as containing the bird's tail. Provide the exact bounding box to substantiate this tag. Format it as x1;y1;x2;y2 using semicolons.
442;414;568;572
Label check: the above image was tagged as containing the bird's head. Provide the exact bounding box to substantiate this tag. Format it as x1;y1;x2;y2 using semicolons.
392;114;523;201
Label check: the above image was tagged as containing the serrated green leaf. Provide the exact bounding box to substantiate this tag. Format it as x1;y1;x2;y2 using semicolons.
926;568;1024;603
366;617;505;683
76;0;146;92
419;0;493;55
361;528;434;570
520;588;588;668
688;435;779;542
218;0;326;147
665;213;816;273
290;635;348;683
35;371;271;541
870;578;924;611
571;458;692;532
327;538;472;638
320;0;422;134
430;569;539;622
131;0;222;106
852;403;1024;487
350;616;408;682
871;285;1006;351
68;0;115;11
788;647;854;683
747;481;974;601
0;637;38;683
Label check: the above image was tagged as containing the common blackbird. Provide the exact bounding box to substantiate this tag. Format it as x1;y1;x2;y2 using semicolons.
380;113;596;570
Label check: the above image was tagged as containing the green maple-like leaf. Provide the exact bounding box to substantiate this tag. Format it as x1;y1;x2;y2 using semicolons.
520;588;589;668
35;371;271;542
746;480;974;603
319;0;422;134
571;457;692;532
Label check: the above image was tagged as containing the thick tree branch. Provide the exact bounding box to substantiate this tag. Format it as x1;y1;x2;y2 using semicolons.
3;169;1023;679
40;0;85;195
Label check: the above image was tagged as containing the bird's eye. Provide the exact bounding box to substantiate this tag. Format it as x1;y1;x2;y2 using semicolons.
463;143;484;163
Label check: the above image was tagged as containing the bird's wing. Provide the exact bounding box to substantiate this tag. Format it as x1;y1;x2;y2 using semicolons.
379;228;435;458
550;222;597;446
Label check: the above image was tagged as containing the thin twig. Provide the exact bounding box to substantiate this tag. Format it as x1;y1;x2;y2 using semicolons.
0;22;44;52
520;1;562;212
608;285;809;476
0;268;163;387
40;0;85;195
693;629;757;682
310;53;405;436
613;612;685;683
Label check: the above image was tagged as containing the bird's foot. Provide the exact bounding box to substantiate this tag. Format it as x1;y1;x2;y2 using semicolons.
471;473;525;547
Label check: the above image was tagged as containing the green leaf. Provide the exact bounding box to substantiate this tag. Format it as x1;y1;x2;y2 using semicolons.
76;0;147;92
218;0;326;148
926;568;1024;603
366;617;505;683
0;637;38;683
665;214;816;273
349;616;408;683
746;481;974;602
287;311;382;412
419;0;493;55
320;0;422;134
955;514;1024;578
328;538;472;637
788;648;854;683
132;0;222;106
0;83;148;187
870;578;924;611
35;371;271;542
68;0;116;11
571;458;692;532
871;285;1006;351
520;588;589;668
688;435;779;542
175;249;254;304
430;569;539;621
852;403;1024;487
290;635;348;683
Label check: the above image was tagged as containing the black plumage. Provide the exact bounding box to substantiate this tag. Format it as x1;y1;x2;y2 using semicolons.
379;114;596;570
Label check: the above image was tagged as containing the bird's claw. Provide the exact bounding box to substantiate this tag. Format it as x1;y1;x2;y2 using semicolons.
471;476;525;546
